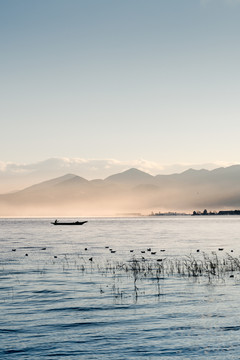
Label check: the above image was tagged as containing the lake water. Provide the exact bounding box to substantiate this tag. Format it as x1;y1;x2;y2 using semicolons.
1;216;240;359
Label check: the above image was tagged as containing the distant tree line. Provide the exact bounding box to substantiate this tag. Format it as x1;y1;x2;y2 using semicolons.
192;209;240;216
150;211;188;216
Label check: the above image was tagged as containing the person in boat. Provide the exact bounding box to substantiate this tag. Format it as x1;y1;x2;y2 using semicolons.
54;219;58;224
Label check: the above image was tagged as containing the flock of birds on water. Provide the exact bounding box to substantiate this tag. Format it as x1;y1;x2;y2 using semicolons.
10;245;233;258
9;244;235;271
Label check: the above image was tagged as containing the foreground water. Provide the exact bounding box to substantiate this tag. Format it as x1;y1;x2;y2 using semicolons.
1;216;240;359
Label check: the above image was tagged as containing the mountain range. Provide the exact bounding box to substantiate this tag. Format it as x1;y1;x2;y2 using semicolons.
1;165;240;216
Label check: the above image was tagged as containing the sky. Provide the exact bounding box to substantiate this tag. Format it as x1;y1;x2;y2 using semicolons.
1;0;240;175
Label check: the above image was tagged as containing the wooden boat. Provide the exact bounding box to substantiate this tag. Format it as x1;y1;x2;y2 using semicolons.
51;220;88;226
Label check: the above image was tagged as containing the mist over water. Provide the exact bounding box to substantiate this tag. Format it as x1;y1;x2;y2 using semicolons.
1;217;240;359
3;165;240;217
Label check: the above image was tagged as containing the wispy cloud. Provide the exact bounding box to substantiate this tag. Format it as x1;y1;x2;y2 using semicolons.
0;157;233;180
0;156;235;194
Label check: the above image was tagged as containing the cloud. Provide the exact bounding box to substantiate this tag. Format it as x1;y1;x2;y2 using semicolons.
0;157;235;176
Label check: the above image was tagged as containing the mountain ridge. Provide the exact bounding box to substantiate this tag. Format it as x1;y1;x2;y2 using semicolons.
1;165;240;216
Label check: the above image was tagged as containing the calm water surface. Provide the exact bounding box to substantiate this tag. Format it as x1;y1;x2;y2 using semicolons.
1;217;240;359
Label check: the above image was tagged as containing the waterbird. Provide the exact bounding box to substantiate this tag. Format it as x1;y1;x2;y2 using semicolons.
141;251;145;253
160;249;166;252
111;250;116;253
41;247;46;250
218;248;224;251
54;256;58;258
147;248;151;251
157;259;163;262
196;249;200;252
85;248;88;251
25;254;28;256
151;252;156;255
130;250;134;252
89;257;93;261
12;249;16;252
105;246;109;249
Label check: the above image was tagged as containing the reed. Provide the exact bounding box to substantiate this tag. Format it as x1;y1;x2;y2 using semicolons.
91;251;240;301
5;249;239;303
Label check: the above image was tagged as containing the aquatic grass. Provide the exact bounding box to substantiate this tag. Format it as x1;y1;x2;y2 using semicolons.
3;249;240;303
92;251;240;300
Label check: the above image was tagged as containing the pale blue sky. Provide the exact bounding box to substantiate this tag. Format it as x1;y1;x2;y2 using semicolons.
1;0;240;166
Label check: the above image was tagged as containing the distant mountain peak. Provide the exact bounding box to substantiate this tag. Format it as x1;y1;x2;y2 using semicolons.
58;173;87;182
18;173;88;194
182;168;209;175
121;167;152;175
105;167;154;186
57;173;77;180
